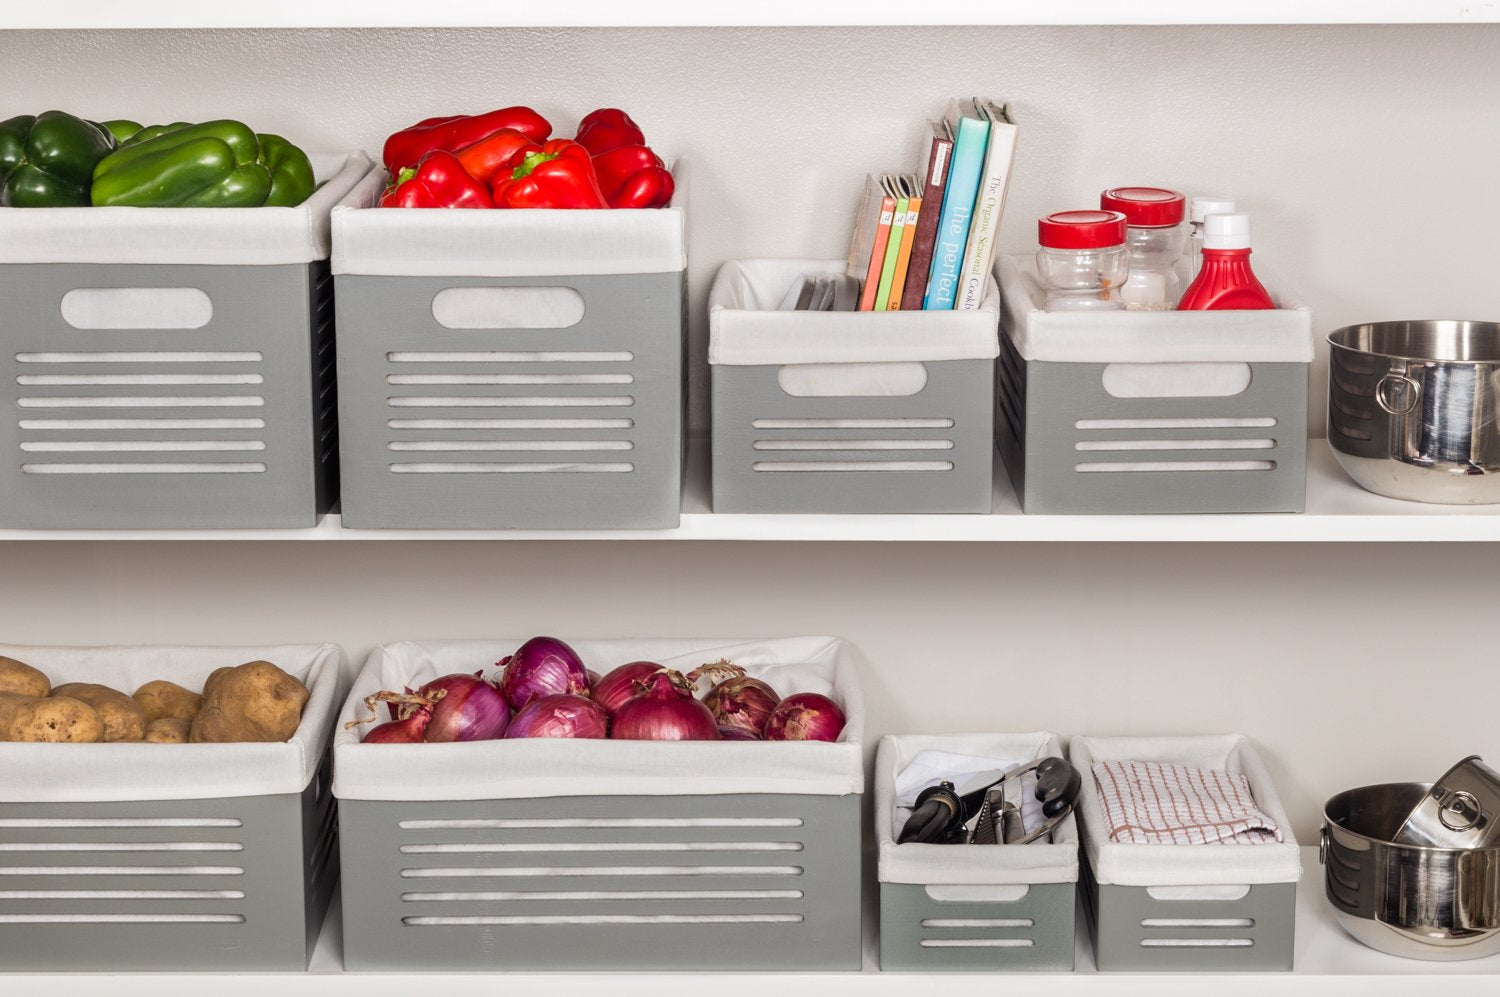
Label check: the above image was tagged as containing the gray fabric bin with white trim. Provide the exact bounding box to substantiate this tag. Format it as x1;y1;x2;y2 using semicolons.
1069;733;1301;972
876;733;1078;971
996;255;1313;515
0;155;368;529
331;164;687;529
0;642;344;972
709;259;999;514
333;637;864;971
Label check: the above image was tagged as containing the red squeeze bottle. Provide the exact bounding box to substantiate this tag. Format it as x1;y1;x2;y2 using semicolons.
1177;212;1274;310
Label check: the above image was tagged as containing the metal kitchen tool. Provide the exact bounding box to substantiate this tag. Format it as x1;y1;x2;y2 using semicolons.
1322;782;1500;960
1327;320;1500;504
1394;755;1500;849
898;757;1081;846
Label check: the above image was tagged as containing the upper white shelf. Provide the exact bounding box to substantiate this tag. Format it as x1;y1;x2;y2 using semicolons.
2;440;1497;542
5;1;1499;29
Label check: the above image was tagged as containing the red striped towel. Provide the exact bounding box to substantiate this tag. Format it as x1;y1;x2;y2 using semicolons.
1092;760;1282;845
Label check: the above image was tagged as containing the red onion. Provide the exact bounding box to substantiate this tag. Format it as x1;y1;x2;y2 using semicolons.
418;671;509;742
717;725;761;741
362;710;431;743
703;675;781;738
587;668;602;689
506;693;609;739
763;693;846;742
612;670;721;741
498;636;589;710
591;661;662;716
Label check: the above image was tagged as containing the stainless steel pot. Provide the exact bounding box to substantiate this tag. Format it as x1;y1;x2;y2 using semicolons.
1327;320;1500;503
1322;782;1500;960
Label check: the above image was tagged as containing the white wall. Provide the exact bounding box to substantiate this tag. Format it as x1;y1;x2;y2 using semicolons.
1;25;1497;840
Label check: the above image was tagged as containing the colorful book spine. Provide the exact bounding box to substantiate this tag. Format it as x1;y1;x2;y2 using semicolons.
956;101;1019;311
858;189;898;311
872;190;909;311
922;111;989;311
901;129;953;311
886;194;922;310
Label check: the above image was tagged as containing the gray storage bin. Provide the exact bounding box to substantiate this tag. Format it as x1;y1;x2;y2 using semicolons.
876;733;1078;972
708;259;999;514
333;636;864;971
0;642;344;972
995;255;1314;514
330;164;687;529
0;155;368;529
1069;733;1302;972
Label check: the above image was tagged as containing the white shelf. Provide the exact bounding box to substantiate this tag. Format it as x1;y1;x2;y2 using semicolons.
7;849;1497;994
2;439;1498;542
5;1;1499;29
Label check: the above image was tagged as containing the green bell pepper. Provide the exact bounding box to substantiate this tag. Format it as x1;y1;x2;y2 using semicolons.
100;119;143;145
0;110;117;208
91;120;316;208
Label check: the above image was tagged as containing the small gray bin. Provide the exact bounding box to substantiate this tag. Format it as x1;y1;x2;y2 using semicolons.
333;636;865;971
995;256;1314;515
709;259;999;514
876;733;1078;972
0;642;344;972
1069;733;1302;972
0;155;368;529
331;164;687;529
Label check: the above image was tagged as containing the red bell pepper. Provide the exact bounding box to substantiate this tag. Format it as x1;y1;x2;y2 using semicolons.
591;145;674;209
454;128;535;186
383;106;551;172
573;108;646;156
379;151;493;209
492;140;607;209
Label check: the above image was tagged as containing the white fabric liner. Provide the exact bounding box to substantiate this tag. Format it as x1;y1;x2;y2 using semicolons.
0;643;344;803
1069;734;1302;888
708;259;1001;367
331;160;687;278
997;255;1314;364
333;636;864;802
0;154;370;266
876;733;1079;887
430;286;586;330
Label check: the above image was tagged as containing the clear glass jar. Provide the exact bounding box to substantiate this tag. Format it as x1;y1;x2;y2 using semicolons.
1101;187;1186;311
1036;210;1128;311
1187;196;1237;280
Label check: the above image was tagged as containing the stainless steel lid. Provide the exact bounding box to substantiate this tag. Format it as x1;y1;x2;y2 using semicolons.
1395;755;1500;849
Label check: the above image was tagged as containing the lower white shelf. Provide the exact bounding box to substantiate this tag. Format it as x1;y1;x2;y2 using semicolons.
11;848;1497;992
2;440;1498;542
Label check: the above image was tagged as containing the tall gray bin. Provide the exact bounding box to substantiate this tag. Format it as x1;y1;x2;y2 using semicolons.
331;164;687;529
0;642;344;972
0;155;368;529
333;636;864;971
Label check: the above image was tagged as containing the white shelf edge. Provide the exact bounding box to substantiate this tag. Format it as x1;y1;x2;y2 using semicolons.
1;439;1497;542
4;1;1500;29
6;848;1498;993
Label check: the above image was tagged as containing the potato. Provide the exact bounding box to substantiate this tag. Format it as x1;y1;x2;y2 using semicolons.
51;683;147;743
143;717;191;744
0;656;50;698
133;680;202;724
0;695;102;743
189;661;309;744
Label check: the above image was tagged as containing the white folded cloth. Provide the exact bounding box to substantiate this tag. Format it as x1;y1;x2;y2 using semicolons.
1091;760;1282;845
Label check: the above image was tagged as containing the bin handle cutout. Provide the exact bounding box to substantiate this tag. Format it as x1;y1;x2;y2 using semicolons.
1101;362;1252;399
431;287;586;330
777;362;928;397
60;288;213;331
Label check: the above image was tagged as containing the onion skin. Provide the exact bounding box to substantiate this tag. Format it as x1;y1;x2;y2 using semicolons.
419;672;510;742
763;693;846;742
506;694;609;739
363;710;432;743
612;670;721;741
498;636;590;710
591;661;663;716
717;725;761;741
703;675;781;738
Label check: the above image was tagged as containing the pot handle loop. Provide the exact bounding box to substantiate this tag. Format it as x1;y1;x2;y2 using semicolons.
1376;372;1422;416
1319;824;1329;866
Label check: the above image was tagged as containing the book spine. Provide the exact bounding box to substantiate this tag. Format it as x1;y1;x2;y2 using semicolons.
858;193;897;311
886;196;922;310
900;135;952;311
922;115;988;311
957;115;1019;311
873;194;909;310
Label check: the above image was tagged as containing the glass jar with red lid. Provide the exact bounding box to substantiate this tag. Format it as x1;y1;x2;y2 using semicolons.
1036;209;1128;312
1100;186;1186;311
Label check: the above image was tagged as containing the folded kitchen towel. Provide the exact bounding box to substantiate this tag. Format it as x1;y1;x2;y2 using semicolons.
1092;759;1282;845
